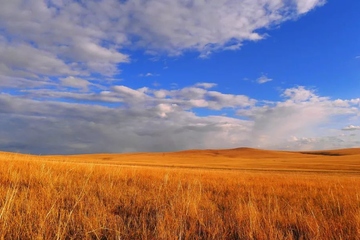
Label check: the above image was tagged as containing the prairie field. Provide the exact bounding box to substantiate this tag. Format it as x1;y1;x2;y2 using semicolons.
1;148;360;239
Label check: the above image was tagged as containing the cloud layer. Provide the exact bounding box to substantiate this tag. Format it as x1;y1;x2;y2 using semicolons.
0;0;325;82
2;0;352;155
1;85;359;154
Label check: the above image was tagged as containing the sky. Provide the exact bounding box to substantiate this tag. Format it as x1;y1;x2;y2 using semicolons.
0;0;360;154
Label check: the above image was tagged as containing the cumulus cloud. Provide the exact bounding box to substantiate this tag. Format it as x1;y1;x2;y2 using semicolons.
296;0;326;14
0;39;77;78
205;91;255;109
282;86;319;102
0;0;343;154
194;83;217;89
287;135;358;151
256;75;273;84
0;0;325;82
0;92;252;154
238;86;360;149
60;76;90;90
139;73;159;77
1;85;359;154
342;125;360;131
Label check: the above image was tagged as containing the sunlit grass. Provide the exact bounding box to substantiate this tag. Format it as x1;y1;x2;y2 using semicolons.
0;150;360;239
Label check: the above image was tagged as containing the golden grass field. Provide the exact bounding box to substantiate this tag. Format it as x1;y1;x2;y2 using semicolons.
1;148;360;239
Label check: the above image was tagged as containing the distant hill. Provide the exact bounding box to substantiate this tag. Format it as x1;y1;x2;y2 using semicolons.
2;147;360;159
1;147;360;173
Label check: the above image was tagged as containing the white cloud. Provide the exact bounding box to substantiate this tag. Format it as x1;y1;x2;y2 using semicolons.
1;1;353;154
139;73;159;77
0;0;325;82
332;99;349;107
188;99;209;108
0;75;55;89
1;85;359;154
256;75;273;84
194;83;217;89
287;135;358;151
282;86;318;102
112;85;148;103
0;40;77;78
349;98;360;105
156;103;176;118
238;86;360;150
153;90;168;99
206;91;255;109
0;92;252;154
342;125;360;131
60;76;90;90
296;0;326;14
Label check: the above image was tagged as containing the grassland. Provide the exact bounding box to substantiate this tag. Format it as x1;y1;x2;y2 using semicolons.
1;148;360;239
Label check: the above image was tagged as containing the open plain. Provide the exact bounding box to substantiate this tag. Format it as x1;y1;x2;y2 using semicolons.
1;148;360;239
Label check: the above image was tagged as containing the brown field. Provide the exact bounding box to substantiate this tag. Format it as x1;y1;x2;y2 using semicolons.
1;148;360;239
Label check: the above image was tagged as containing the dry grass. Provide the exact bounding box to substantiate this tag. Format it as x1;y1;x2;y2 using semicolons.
0;149;360;239
3;147;359;173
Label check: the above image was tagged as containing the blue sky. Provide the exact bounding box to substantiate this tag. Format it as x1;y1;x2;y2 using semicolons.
0;0;359;154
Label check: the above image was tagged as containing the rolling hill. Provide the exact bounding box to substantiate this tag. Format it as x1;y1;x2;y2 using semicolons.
2;147;360;173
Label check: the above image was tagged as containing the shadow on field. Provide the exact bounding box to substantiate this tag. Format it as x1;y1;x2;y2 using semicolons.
299;152;343;156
